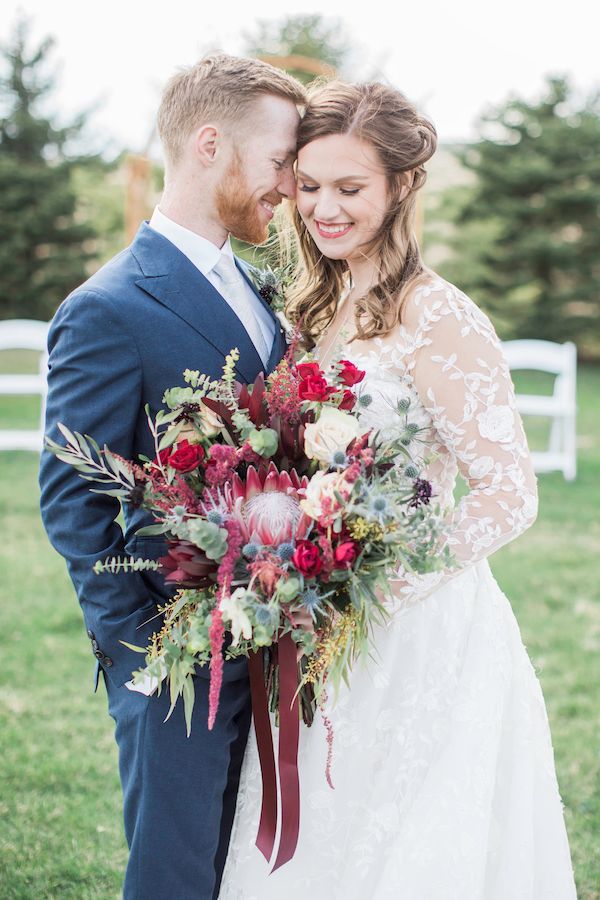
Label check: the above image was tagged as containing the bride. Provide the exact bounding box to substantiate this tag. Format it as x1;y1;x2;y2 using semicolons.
219;81;576;899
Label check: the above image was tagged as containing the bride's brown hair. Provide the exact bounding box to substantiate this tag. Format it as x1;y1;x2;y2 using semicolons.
285;81;437;346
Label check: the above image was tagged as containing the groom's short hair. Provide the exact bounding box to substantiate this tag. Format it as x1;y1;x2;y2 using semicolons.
157;53;306;168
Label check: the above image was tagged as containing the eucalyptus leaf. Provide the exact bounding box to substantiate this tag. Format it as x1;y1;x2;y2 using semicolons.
183;675;195;737
164;591;193;623
102;447;121;477
135;523;170;537
158;422;184;451
54;452;78;466
57;422;77;447
89;488;129;498
119;640;148;653
87;435;101;457
74;431;92;458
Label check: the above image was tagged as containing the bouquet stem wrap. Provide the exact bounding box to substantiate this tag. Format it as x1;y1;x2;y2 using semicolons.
248;632;301;872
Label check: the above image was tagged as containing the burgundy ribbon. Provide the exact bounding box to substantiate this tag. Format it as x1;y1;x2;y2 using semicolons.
247;648;278;861
248;633;301;872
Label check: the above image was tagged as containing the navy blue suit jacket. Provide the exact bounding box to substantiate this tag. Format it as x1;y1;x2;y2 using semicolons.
39;223;286;688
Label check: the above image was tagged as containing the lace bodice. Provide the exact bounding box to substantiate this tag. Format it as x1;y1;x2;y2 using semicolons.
318;276;539;603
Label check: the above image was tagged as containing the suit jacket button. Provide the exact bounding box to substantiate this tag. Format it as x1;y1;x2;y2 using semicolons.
94;649;104;660
87;629;95;640
104;657;113;667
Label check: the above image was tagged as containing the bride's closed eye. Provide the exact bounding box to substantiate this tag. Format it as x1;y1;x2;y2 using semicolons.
298;184;361;196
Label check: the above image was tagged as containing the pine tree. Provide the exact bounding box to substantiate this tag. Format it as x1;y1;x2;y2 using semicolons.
0;17;99;320
437;77;600;356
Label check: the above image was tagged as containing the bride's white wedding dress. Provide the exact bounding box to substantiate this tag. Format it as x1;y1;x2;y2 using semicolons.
219;277;576;899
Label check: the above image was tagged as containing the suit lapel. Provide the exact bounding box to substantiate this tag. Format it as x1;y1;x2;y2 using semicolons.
130;224;263;383
235;258;287;374
266;323;287;373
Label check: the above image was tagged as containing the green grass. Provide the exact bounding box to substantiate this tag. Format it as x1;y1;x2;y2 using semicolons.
0;357;598;898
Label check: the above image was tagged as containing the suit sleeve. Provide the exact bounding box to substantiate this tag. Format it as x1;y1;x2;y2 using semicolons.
39;288;159;686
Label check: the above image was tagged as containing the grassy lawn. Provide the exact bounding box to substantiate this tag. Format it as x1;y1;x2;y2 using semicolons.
0;356;598;898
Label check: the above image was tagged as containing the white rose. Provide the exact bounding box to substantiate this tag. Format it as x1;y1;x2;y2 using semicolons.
219;588;253;646
476;405;515;444
303;406;363;466
196;400;224;438
468;455;495;480
299;470;349;520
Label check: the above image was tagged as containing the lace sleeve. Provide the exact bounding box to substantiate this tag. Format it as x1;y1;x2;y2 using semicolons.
393;284;538;600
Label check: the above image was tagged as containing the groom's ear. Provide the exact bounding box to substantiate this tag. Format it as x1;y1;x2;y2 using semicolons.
193;124;221;167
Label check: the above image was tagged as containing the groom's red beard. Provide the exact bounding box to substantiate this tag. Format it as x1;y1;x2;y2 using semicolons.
215;157;270;246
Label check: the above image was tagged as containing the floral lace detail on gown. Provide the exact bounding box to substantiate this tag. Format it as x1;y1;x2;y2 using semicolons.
218;277;576;900
343;276;539;604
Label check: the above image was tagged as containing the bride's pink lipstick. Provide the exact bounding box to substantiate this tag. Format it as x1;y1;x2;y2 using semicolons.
315;220;353;239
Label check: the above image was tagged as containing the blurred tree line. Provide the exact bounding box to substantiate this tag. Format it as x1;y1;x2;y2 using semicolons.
0;17;123;320
1;15;599;359
431;77;600;360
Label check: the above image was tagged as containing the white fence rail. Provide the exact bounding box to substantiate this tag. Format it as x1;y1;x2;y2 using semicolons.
0;319;49;452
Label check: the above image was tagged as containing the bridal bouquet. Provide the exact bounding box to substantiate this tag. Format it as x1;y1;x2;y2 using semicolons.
48;344;451;868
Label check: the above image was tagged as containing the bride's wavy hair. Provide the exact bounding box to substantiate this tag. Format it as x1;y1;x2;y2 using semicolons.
284;81;437;346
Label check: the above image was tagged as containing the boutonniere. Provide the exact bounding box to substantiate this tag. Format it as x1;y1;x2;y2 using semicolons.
250;263;296;340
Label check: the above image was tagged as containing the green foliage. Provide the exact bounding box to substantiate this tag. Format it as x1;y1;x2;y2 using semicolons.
70;157;125;266
248;426;279;457
0;16;103;320
435;76;600;358
174;519;228;561
92;556;162;575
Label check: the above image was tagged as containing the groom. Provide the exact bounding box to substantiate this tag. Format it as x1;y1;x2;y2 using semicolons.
39;54;305;899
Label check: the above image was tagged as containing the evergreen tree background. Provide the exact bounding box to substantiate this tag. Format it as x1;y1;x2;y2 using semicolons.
434;76;600;358
0;17;104;320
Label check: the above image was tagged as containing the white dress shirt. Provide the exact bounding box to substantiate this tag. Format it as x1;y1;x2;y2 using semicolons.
148;207;275;366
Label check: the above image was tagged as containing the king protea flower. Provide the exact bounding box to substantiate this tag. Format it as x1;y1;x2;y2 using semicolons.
223;463;311;547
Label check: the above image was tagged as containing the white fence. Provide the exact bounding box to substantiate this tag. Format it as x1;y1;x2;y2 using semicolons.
0;319;49;451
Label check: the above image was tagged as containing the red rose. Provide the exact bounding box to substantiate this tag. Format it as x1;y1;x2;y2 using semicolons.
168;439;205;472
292;540;323;578
298;374;337;402
339;360;366;387
296;361;323;380
333;540;358;569
153;447;173;468
338;389;356;411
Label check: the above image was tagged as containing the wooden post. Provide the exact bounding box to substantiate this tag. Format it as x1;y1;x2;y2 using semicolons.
125;154;153;243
